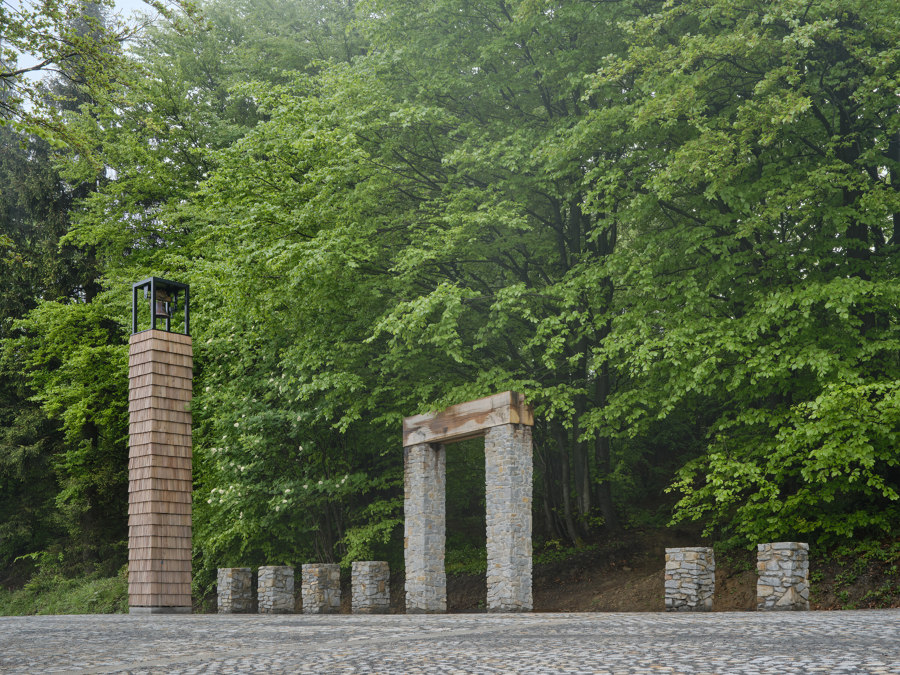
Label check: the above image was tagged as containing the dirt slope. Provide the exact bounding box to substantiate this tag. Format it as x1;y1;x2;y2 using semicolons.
441;530;900;613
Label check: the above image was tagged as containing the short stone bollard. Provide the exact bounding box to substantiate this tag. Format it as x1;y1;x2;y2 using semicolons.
757;542;809;611
302;563;341;614
258;565;294;614
217;567;253;613
352;561;390;614
665;547;715;611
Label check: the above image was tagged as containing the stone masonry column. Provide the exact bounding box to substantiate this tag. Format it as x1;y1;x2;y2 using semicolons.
352;561;390;614
484;423;532;612
217;567;253;613
128;329;193;613
757;542;809;611
404;443;446;613
258;566;294;613
302;563;341;614
665;547;715;611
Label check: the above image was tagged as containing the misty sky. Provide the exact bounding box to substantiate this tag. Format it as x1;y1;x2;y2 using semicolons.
114;0;160;21
11;0;174;72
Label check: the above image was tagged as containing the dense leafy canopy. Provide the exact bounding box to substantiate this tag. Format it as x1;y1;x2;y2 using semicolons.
1;0;897;595
1;0;199;144
583;0;900;543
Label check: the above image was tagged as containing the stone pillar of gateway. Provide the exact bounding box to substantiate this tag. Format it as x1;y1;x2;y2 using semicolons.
403;392;534;613
127;278;193;614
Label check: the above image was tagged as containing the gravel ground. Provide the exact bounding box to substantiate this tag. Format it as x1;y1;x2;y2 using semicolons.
1;610;898;674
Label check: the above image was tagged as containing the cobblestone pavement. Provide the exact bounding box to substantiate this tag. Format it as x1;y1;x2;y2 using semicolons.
2;611;899;674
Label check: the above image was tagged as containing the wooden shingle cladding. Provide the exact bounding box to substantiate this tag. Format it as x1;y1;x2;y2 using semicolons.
127;329;193;610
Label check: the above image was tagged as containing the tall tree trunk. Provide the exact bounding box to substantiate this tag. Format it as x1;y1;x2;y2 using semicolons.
536;438;564;540
594;360;619;531
579;343;592;516
542;472;563;541
553;423;581;543
889;132;899;247
571;427;587;518
573;385;590;517
590;211;618;527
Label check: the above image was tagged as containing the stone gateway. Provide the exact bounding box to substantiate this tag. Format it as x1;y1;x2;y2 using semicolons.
403;391;534;613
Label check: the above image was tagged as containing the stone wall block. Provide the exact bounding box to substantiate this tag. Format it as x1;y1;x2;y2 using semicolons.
217;567;253;613
664;547;715;612
301;563;341;614
257;565;294;614
757;542;809;611
352;561;390;614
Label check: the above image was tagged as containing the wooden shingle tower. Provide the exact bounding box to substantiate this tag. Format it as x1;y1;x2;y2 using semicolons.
127;278;192;613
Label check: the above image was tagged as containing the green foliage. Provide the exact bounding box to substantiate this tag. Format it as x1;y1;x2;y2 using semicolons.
0;118;104;578
814;539;900;609
583;0;900;546
533;540;598;567
340;497;404;569
0;564;127;615
0;0;199;143
445;545;487;576
10;295;129;571
860;582;900;608
828;538;900;566
3;0;899;607
0;352;64;582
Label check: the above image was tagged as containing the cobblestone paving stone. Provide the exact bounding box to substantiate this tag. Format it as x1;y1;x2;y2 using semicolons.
1;611;898;674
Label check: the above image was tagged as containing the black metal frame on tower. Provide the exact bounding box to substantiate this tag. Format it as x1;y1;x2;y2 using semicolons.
132;277;190;335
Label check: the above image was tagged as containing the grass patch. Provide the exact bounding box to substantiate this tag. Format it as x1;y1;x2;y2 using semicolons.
534;539;597;566
0;566;128;616
445;540;599;576
446;544;487;575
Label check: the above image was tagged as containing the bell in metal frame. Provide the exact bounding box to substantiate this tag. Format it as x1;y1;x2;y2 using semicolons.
152;288;174;327
131;277;190;335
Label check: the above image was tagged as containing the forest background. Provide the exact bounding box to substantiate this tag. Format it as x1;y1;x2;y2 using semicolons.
1;0;898;609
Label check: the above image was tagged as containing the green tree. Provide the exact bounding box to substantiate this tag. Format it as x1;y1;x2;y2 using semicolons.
170;0;672;559
33;0;382;592
293;0;638;540
13;0;898;599
1;4;136;578
0;128;64;583
584;0;900;545
0;118;107;579
1;0;198;141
